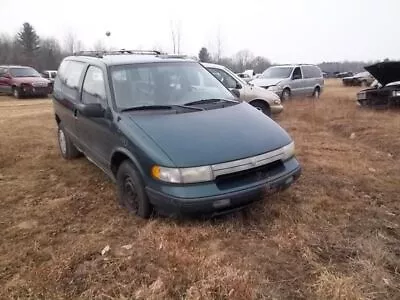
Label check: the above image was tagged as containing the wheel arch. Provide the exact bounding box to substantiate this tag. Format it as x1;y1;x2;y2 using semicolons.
249;98;271;108
110;148;145;180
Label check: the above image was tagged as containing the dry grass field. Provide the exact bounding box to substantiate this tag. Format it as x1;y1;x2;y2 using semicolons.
0;80;399;299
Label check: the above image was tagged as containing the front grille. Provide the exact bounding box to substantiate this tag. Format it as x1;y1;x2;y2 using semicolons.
32;82;48;87
215;160;284;190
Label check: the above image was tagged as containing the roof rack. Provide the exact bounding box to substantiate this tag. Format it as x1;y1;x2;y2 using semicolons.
73;49;162;58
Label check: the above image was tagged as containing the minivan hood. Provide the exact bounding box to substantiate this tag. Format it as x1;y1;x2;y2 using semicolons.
364;62;400;86
250;78;283;87
129;103;292;167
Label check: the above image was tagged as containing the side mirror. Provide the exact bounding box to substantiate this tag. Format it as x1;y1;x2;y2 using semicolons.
2;74;11;79
231;89;240;98
76;103;105;118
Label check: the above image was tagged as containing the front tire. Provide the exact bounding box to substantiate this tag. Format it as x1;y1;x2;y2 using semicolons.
12;87;21;99
57;123;80;159
117;161;152;218
250;101;271;116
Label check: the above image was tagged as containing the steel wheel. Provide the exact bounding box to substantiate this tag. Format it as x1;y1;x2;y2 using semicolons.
123;176;139;213
282;89;290;101
58;128;67;156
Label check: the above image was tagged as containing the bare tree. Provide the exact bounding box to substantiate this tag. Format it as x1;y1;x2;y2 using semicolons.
234;49;254;72
92;40;106;51
215;27;223;63
170;20;182;54
63;32;76;54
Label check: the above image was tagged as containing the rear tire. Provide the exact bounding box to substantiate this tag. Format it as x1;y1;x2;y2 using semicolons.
250;101;271;116
313;87;321;99
57;123;80;159
281;88;291;101
117;161;152;218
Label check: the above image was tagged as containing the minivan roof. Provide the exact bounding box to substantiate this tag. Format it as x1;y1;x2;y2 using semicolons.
67;51;195;67
270;64;319;68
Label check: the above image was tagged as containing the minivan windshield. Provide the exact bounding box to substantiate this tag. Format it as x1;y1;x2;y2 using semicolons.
10;67;41;77
261;67;293;79
111;62;236;110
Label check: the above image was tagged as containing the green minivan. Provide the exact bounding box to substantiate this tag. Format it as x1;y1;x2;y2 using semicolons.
52;50;301;218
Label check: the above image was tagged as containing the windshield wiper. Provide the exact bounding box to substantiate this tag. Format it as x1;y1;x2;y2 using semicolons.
120;104;203;112
183;98;237;106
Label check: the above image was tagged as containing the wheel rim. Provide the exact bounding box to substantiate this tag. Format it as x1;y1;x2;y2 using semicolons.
255;105;264;112
58;129;67;155
123;177;139;212
314;90;320;98
13;89;19;98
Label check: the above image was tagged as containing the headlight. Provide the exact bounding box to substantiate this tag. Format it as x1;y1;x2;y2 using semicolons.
282;142;295;161
392;91;400;97
267;85;281;93
273;99;281;105
151;165;213;183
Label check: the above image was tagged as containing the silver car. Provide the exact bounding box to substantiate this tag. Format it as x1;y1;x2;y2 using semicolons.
250;64;324;101
203;63;283;116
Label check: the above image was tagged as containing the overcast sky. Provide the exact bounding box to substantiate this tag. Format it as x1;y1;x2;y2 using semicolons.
1;0;399;63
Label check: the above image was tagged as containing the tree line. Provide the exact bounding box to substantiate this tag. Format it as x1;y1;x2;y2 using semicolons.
0;22;383;75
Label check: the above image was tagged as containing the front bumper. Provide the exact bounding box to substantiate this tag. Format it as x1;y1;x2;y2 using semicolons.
146;160;301;217
20;85;50;95
270;104;284;114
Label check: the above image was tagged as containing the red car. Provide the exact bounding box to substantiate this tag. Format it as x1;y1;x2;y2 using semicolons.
0;65;51;98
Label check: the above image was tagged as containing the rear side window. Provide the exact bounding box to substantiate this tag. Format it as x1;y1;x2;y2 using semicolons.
54;60;85;102
303;66;322;79
82;66;107;108
64;61;85;89
0;67;6;76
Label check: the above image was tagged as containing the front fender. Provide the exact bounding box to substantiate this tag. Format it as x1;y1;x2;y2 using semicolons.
109;147;146;179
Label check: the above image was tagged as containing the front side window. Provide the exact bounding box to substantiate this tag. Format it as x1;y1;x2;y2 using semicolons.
10;67;41;77
82;66;107;107
292;67;302;79
261;67;293;79
111;62;235;109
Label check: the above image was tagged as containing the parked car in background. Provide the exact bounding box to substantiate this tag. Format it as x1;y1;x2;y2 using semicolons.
0;65;51;98
41;70;58;92
250;64;324;101
53;50;301;218
335;71;353;78
41;70;57;82
342;71;374;87
357;61;400;108
203;62;283;116
236;72;253;83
